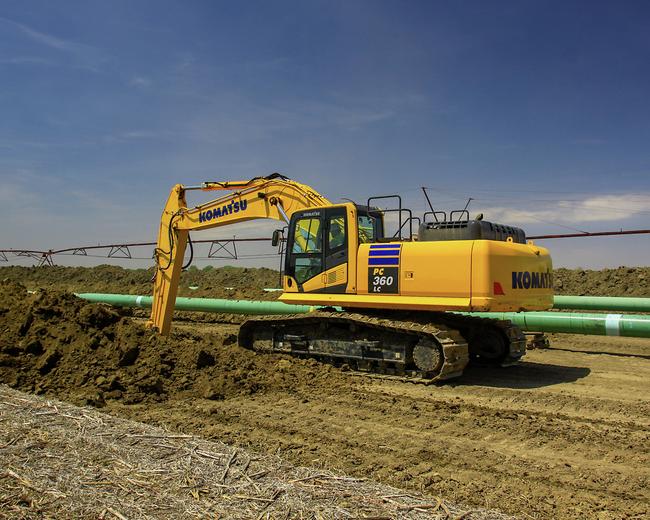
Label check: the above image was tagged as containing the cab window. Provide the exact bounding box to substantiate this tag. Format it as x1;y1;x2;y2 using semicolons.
358;215;375;243
294;257;321;283
293;217;321;253
328;216;346;250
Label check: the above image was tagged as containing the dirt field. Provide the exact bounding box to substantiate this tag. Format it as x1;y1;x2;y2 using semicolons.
3;385;503;520
103;325;649;520
3;264;650;297
1;266;649;519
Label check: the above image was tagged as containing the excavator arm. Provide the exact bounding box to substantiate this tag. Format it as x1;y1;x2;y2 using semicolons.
146;173;331;334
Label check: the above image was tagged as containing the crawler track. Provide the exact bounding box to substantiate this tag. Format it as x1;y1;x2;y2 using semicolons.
240;311;468;381
240;310;524;382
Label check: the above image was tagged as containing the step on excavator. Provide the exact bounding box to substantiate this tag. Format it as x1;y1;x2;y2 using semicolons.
147;173;553;382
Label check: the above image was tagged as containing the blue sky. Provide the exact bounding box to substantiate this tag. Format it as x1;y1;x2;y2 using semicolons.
1;0;649;268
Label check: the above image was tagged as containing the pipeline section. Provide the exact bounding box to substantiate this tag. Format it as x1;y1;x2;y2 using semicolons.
552;295;650;312
250;293;650;312
76;293;314;315
76;293;650;338
455;311;650;338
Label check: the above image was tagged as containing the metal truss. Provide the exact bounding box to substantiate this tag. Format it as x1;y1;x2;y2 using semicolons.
107;245;132;258
207;238;238;259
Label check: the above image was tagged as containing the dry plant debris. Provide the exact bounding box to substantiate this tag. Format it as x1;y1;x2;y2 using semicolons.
0;385;512;520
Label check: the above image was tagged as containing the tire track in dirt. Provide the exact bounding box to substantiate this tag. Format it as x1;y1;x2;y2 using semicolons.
112;387;648;518
123;321;648;518
107;341;649;519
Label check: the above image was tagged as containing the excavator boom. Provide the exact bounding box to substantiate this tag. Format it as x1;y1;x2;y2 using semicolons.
147;173;331;334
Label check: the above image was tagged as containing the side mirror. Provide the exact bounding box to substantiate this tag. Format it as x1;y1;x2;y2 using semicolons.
271;229;281;247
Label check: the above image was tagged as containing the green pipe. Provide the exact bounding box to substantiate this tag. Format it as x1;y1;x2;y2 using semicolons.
76;293;650;338
76;293;314;315
458;311;650;338
553;295;650;312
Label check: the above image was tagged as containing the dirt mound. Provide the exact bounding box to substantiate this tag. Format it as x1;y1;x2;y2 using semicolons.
3;264;650;299
0;264;280;300
0;265;154;294
554;266;650;296
0;282;344;407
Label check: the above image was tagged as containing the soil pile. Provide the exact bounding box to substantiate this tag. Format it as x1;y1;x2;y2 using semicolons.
554;266;650;296
0;265;280;300
2;264;650;298
0;282;344;406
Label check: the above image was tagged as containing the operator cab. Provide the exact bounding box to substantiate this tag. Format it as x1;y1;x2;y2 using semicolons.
282;204;384;293
281;193;433;293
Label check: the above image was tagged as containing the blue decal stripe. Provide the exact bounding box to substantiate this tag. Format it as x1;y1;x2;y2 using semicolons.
369;244;402;249
368;257;399;266
368;250;401;257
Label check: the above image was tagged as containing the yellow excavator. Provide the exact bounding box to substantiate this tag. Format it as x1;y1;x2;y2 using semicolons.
147;173;553;381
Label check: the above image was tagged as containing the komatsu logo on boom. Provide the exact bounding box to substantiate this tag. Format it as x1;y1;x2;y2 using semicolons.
198;199;248;223
512;271;552;289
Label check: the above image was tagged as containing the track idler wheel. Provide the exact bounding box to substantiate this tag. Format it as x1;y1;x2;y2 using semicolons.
412;338;444;377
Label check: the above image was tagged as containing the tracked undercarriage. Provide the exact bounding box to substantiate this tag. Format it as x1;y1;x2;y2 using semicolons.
239;311;526;383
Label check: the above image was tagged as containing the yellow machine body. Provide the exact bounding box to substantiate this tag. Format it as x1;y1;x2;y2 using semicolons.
280;239;553;312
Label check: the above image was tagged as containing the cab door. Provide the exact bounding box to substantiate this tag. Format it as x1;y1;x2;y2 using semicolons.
285;210;326;292
322;207;348;293
284;207;349;293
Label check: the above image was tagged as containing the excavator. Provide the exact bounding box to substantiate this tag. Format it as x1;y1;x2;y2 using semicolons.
146;173;553;381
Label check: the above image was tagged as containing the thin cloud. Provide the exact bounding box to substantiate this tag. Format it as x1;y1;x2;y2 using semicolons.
129;76;152;88
177;97;399;145
288;100;395;130
174;52;197;73
103;130;180;143
0;56;56;66
68;189;129;214
0;179;40;208
572;138;607;145
121;130;161;139
481;194;650;225
0;137;96;149
0;138;58;149
2;16;83;52
0;16;109;72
